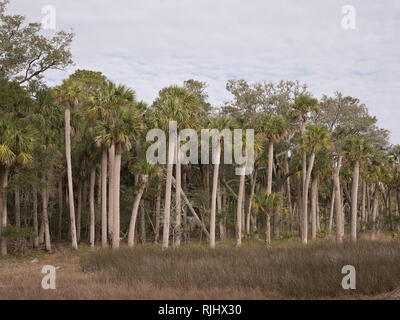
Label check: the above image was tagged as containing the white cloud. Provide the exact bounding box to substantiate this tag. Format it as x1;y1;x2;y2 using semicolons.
8;0;400;143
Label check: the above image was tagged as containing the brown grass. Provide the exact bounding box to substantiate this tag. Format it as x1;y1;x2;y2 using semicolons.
1;239;400;300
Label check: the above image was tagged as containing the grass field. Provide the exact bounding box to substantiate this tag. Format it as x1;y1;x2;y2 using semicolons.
1;238;400;300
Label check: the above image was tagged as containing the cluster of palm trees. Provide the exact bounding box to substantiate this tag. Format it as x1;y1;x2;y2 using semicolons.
1;73;399;256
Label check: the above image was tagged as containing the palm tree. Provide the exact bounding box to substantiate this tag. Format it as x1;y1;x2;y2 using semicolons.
343;136;372;242
151;86;199;249
208;116;234;248
54;79;82;250
253;191;282;246
0;115;36;255
300;124;330;244
258;114;288;202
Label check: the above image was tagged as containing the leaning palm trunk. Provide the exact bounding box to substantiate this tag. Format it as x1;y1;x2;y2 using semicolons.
33;185;39;248
350;160;360;242
174;138;181;247
246;170;257;235
89;167;96;248
0;167;9;256
162;135;175;250
112;143;122;249
128;178;148;247
65;105;78;250
334;156;343;245
101;150;108;247
108;142;115;241
302;151;316;244
41;177;51;253
267;141;273;194
210;141;221;249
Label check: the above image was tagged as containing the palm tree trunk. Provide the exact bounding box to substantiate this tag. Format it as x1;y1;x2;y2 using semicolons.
361;179;366;224
58;178;63;240
33;185;39;248
311;175;317;240
350;160;360;242
334;155;343;245
154;183;161;244
112;143;122;249
210;141;221;249
265;212;271;246
267;141;273;194
77;182;82;243
236;162;246;247
140;202;146;244
162;131;175;250
388;188;393;231
15;189;20;228
174;137;181;247
89;167;96;248
0;167;9;256
101;150;108;247
108;142;115;241
328;187;335;234
247;169;257;235
65;105;78;250
302;151;316;244
128;180;147;247
371;186;379;240
41;177;51;253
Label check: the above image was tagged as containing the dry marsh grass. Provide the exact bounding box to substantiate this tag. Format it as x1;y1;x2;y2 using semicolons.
81;240;400;299
1;239;400;299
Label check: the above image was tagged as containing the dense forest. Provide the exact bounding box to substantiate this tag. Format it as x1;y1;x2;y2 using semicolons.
1;0;399;256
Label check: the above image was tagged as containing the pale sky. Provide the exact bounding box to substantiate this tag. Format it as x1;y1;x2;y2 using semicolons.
8;0;400;143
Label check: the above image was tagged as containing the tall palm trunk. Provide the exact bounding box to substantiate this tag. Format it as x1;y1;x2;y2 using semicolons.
334;155;343;245
33;185;39;248
89;167;96;248
65;105;78;250
350;160;360;242
302;151;316;244
15;189;20;228
361;179;366;224
210;141;221;249
140;203;146;244
112;143;122;249
328;187;335;234
267;141;273;194
162;131;175;250
77;183;82;243
41;177;51;253
174;137;181;247
58;178;63;240
371;186;379;240
101;150;108;247
154;183;161;244
311;174;318;240
247;170;257;235
0;167;9;256
265;211;271;246
108;142;115;241
236;162;246;248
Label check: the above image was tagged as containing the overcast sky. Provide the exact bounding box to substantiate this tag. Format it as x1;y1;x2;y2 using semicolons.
8;0;400;143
